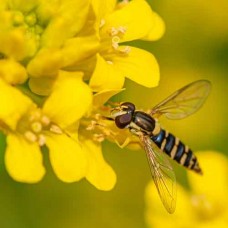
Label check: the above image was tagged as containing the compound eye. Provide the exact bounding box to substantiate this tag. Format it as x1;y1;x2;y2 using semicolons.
115;113;132;129
121;102;135;113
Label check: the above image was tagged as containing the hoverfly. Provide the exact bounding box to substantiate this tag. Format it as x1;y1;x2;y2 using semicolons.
109;80;211;214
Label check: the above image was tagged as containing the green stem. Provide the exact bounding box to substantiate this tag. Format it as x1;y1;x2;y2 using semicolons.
16;84;45;106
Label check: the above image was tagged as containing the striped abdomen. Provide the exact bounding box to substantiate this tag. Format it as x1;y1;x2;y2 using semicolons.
151;129;202;174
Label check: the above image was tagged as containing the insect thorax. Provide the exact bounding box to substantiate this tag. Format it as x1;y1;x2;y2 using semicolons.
129;111;160;136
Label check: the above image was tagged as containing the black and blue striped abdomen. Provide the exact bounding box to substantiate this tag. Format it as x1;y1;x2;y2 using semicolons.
151;129;202;174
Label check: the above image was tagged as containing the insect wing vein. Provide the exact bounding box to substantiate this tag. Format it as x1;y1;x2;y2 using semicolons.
150;80;211;119
141;135;177;213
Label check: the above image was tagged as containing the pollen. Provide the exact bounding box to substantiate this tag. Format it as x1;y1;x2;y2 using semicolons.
109;27;119;36
112;36;121;50
119;46;131;55
86;120;97;130
38;134;46;146
108;26;127;37
41;115;51;126
24;131;37;143
107;26;130;54
84;114;117;144
93;133;105;142
50;124;63;134
118;26;127;34
18;108;63;145
29;110;41;122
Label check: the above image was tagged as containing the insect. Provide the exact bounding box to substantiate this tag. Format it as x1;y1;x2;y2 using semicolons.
110;80;211;214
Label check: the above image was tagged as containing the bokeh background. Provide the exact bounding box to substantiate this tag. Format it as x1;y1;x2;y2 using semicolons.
0;0;227;227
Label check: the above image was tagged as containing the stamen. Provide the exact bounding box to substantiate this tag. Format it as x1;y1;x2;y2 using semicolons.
112;37;120;50
112;36;120;44
29;110;41;122
50;124;63;134
86;120;97;130
41;115;50;126
119;46;131;54
118;26;127;34
24;131;37;143
109;26;127;36
109;27;119;36
93;133;105;142
38;134;46;146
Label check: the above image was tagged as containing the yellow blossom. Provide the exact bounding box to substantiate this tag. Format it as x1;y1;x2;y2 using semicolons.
0;0;164;96
0;0;93;87
0;0;165;191
27;0;165;95
89;0;165;91
145;151;228;228
0;72;117;190
77;89;122;191
0;72;92;183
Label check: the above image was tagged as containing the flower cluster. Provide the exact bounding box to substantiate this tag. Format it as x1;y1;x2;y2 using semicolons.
145;151;228;228
0;0;165;190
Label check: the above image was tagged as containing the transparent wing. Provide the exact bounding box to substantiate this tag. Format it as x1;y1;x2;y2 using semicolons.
150;80;211;119
140;135;177;213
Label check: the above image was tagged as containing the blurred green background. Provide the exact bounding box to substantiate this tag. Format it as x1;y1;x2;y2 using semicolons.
0;0;227;227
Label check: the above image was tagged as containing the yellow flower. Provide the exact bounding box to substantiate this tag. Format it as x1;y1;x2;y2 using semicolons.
0;0;165;191
0;72;116;190
28;0;165;94
77;89;122;191
145;151;228;228
0;71;92;183
0;0;93;86
0;0;164;96
89;0;165;91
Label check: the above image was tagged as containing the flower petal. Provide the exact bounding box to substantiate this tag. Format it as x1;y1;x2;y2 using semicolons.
41;0;90;48
0;59;27;84
0;79;33;130
45;134;87;183
82;139;116;191
0;10;39;60
112;46;160;87
27;48;63;78
91;0;117;19
29;77;55;96
0;20;25;60
36;0;62;23
93;88;124;108
89;54;125;92
8;0;38;12
61;34;100;67
43;71;92;128
5;134;46;183
142;12;166;41
101;0;155;42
